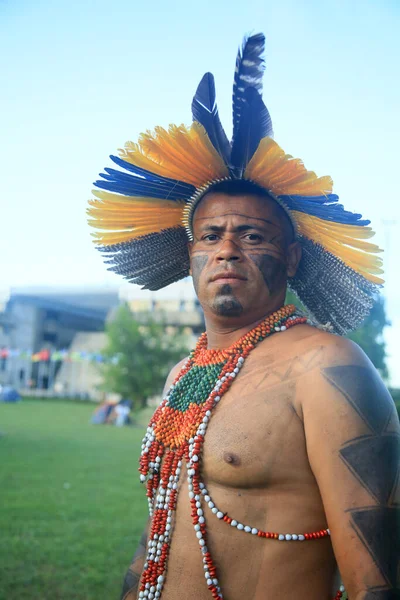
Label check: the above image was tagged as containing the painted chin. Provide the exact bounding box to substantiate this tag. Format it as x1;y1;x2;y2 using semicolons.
210;283;243;317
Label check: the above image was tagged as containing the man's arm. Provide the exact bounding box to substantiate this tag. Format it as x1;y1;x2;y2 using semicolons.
301;337;400;599
120;523;149;600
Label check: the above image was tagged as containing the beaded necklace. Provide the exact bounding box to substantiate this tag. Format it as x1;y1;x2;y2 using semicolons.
138;305;345;600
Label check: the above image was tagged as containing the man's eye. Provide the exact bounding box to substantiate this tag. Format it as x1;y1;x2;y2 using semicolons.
244;234;262;242
203;234;219;242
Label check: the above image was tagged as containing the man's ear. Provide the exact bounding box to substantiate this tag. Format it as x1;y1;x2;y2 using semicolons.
286;241;302;277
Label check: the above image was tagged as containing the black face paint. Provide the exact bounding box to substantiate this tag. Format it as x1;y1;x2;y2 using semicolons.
191;255;208;294
249;254;287;295
212;283;243;317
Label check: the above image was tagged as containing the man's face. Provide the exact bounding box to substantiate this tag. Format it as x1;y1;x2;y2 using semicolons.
188;192;300;321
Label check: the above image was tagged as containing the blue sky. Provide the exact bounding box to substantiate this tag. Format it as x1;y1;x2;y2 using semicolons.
1;0;399;381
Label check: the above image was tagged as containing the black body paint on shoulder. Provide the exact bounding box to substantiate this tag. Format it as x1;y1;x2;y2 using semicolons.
323;366;394;434
340;435;400;504
322;365;400;595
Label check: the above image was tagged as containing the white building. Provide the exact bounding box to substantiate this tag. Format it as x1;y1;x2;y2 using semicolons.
0;282;202;399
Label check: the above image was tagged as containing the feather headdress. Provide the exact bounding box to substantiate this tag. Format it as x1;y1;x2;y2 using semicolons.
88;34;383;334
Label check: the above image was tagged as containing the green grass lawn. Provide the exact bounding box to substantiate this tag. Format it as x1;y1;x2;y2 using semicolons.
0;399;150;600
1;397;399;600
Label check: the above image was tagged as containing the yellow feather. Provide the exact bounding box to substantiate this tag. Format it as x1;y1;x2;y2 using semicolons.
88;202;175;216
245;138;333;196
294;215;383;254
118;122;228;187
87;194;185;246
90;190;171;207
354;272;384;285
88;213;170;223
323;240;383;270
291;211;384;283
324;234;381;253
90;225;176;245
308;221;376;239
89;128;385;285
88;217;174;229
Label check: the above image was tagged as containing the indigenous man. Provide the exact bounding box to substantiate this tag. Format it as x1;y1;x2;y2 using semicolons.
88;35;400;599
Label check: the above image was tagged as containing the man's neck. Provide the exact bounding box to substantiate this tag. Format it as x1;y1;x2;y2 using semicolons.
204;306;285;349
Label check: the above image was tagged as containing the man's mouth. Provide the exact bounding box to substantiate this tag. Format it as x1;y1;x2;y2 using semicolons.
210;272;247;284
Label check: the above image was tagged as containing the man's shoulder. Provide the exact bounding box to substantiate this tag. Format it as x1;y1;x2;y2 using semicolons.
275;325;381;402
288;324;367;367
170;356;189;378
295;327;394;422
162;356;189;395
312;330;372;371
253;323;367;372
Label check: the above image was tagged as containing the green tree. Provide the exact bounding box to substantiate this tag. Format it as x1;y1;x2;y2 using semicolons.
286;291;389;380
100;305;190;412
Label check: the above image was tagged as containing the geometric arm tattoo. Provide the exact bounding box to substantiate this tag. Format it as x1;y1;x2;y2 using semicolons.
323;366;400;599
120;529;148;600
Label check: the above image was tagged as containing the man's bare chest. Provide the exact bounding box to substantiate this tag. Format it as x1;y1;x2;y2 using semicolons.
201;373;310;490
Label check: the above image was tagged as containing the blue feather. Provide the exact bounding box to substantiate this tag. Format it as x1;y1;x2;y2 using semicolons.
230;87;273;177
192;72;230;165
280;195;371;226
93;157;196;200
110;155;195;191
280;194;340;206
232;33;271;141
94;175;195;200
103;168;193;198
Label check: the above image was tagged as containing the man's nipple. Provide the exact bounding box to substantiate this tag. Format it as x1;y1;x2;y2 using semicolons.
223;452;241;467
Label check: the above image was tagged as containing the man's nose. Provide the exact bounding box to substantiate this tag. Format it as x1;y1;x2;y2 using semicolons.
216;239;242;262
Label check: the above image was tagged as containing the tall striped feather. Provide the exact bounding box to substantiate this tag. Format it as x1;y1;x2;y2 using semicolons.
230;87;273;177
232;33;271;141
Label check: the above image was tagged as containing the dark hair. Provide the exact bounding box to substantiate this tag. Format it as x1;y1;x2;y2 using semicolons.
204;178;272;199
200;179;295;242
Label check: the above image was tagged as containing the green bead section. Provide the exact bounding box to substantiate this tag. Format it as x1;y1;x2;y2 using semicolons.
168;362;226;413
